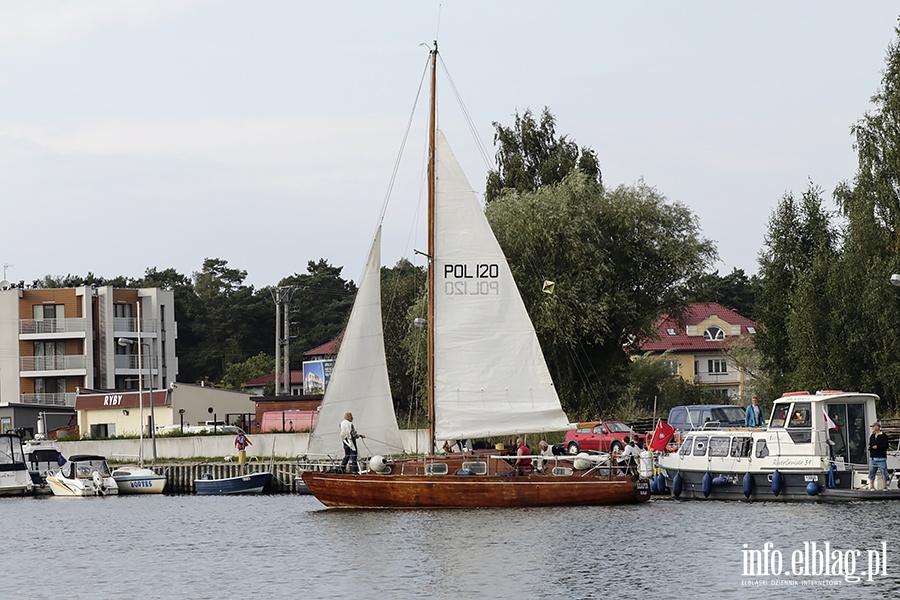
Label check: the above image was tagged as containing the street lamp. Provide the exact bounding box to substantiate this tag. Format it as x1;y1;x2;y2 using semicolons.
891;274;900;287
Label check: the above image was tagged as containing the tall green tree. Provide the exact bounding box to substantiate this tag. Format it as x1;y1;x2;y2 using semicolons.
486;172;716;418
833;23;900;410
189;258;271;383
485;107;601;203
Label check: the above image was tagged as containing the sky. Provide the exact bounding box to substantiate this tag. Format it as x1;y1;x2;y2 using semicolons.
2;2;899;289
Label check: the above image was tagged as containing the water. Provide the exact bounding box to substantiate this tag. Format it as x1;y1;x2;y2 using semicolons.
5;494;900;599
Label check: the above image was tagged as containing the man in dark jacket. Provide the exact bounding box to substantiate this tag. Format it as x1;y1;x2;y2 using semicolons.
868;422;889;491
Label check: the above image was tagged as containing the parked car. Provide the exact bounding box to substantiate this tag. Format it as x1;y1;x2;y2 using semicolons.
564;421;646;455
666;404;745;432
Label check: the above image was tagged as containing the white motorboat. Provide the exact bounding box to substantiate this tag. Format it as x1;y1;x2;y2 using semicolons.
111;466;167;494
657;390;900;501
47;454;118;496
0;433;35;496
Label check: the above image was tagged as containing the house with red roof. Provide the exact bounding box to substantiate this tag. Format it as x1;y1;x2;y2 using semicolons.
635;302;756;399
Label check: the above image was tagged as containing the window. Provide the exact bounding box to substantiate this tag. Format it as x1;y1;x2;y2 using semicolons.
755;439;770;458
708;437;730;457
666;327;677;336
746;326;756;334
731;437;752;458
692;435;709;456
33;304;64;320
679;436;694;456
665;360;679;375
704;326;725;341
424;463;448;475
461;461;487;475
769;404;790;428
708;359;727;374
113;303;132;318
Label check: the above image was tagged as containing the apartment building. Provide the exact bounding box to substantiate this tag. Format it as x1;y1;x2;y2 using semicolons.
0;285;178;436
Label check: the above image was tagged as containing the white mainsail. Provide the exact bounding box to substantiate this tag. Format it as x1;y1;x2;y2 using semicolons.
306;226;405;458
432;130;571;440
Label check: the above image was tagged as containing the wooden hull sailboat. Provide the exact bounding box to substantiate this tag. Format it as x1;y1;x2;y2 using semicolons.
302;42;650;509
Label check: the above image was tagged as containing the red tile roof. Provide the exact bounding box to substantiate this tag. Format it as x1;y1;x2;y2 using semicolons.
243;371;304;387
637;302;756;352
303;332;343;357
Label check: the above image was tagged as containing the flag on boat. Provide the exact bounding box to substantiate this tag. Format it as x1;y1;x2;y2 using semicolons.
824;409;838;430
649;420;676;452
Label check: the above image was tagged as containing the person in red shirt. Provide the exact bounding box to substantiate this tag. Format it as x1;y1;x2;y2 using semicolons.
513;438;533;474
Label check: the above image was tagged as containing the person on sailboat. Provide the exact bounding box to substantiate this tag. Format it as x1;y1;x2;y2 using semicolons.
340;413;365;474
513;438;533;475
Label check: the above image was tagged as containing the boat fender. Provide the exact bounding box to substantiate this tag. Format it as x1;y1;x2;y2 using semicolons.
649;477;659;493
369;455;389;474
638;450;653;478
655;472;666;493
573;453;592;471
827;464;836;489
806;482;820;496
742;472;753;498
772;469;783;497
712;475;728;486
702;472;712;497
672;473;683;498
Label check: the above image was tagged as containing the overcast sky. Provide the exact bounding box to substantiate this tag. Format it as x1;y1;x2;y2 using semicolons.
2;2;899;289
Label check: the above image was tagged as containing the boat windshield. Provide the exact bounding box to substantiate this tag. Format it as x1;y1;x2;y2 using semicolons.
72;459;111;478
0;435;25;464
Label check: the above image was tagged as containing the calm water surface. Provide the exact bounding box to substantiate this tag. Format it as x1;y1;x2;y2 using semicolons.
5;494;900;599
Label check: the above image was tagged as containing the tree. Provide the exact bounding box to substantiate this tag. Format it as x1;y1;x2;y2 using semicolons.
189;258;271;383
278;259;356;368
380;259;426;424
219;353;275;391
486;171;716;417
485;107;601;203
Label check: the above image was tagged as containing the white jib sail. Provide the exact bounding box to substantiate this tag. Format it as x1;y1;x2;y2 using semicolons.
307;226;405;459
432;130;570;440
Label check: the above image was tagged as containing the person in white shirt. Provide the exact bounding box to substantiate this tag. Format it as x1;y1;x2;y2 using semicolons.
340;412;365;473
617;437;639;475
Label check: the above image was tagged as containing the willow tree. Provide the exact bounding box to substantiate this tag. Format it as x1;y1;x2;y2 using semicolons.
485;107;601;204
486;172;715;418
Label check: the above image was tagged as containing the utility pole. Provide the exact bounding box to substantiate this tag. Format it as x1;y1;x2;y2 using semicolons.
272;288;282;396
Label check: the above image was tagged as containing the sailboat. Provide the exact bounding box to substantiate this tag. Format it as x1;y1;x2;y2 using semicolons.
301;42;650;508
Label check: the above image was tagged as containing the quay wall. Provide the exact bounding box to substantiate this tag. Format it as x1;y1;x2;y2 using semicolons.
52;430;430;494
56;429;429;461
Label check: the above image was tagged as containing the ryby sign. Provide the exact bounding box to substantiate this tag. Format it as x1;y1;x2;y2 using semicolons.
74;390;167;410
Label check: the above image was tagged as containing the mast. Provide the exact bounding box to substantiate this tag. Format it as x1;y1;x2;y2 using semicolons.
426;41;437;453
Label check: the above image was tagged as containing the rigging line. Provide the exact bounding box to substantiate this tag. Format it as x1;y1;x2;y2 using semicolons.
376;53;432;229
436;54;494;174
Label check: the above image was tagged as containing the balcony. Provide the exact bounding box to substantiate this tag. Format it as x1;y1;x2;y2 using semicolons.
19;355;88;377
694;371;742;385
114;355;158;371
19;318;87;339
19;393;77;407
113;318;159;336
